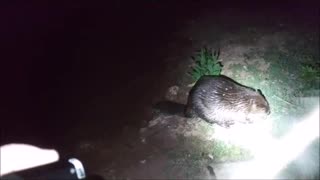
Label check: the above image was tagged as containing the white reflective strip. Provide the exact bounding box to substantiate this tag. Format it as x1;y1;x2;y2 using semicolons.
68;158;86;179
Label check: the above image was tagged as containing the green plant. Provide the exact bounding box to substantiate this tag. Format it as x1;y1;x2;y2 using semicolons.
189;47;223;81
300;63;320;90
301;63;320;80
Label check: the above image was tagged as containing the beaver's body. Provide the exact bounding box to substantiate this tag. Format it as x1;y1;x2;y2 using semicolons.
185;75;270;127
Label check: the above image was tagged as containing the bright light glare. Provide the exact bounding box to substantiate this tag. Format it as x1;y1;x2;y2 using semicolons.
215;106;319;179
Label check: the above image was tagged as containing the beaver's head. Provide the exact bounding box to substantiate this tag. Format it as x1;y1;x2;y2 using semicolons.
247;89;270;122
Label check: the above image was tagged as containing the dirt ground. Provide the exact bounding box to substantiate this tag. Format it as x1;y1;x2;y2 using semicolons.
58;7;320;180
1;2;319;180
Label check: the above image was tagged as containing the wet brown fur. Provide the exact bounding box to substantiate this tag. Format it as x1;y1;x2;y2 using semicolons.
185;75;270;127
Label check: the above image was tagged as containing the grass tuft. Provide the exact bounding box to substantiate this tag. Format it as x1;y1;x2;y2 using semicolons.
189;47;223;81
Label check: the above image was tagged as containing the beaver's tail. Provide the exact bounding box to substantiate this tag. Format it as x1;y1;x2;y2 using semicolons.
152;101;186;117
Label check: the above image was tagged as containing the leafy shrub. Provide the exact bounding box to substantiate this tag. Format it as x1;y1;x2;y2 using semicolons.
189;47;223;81
301;63;320;80
300;63;320;89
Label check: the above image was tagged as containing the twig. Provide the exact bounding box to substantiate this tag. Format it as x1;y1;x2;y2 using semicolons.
273;95;295;106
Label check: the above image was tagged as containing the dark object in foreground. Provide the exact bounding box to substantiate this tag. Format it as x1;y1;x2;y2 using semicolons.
2;158;86;180
154;75;270;128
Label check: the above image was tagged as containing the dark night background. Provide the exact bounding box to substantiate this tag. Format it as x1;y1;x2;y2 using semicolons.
1;0;208;148
0;0;319;177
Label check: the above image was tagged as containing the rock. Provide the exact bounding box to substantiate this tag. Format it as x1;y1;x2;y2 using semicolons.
165;85;179;101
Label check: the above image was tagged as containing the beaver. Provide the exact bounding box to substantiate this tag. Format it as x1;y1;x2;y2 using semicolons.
154;75;270;128
185;75;270;127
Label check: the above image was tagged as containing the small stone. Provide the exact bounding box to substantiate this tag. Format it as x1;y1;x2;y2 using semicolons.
165;85;180;101
140;160;146;164
141;138;146;144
